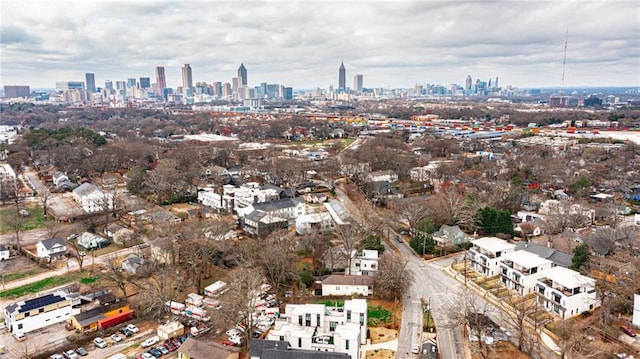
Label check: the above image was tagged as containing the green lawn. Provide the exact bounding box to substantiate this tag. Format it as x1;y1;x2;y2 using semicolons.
368;305;392;326
0;271;94;298
317;299;344;307
0;205;46;233
2;268;46;283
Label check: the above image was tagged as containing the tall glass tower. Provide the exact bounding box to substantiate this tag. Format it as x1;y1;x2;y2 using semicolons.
238;64;247;86
338;62;346;90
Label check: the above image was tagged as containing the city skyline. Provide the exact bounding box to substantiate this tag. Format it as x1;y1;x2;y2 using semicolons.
1;1;639;89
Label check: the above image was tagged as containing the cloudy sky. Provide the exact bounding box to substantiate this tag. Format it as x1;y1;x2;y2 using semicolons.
1;0;639;90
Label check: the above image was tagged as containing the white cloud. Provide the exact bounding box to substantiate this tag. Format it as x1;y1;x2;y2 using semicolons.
1;0;639;89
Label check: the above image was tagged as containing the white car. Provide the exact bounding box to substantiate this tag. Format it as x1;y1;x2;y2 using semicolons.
63;350;78;359
141;353;154;359
141;336;159;348
126;324;139;333
110;333;122;342
93;337;107;349
411;343;420;354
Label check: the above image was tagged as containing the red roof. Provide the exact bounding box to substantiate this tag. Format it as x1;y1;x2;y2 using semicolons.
98;309;134;329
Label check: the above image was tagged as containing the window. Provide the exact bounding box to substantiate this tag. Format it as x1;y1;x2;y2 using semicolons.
347;310;351;321
280;336;284;341
298;337;302;348
299;316;303;325
360;313;365;325
317;314;320;326
24;312;30;317
39;308;44;313
305;313;311;327
329;322;336;332
345;339;350;350
371;264;376;269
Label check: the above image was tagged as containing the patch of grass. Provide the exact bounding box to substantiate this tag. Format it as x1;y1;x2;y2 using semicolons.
318;300;344;307
2;268;45;283
0;276;73;298
368;305;392;326
80;276;98;284
0;205;47;233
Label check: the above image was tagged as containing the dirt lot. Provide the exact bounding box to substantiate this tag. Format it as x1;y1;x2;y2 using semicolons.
0;255;40;277
471;340;530;359
369;327;398;344
364;349;395;359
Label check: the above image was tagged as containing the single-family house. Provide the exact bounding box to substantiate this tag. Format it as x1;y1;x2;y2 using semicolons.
295;212;333;234
499;250;554;295
36;238;67;260
72;183;114;213
432;225;471;247
76;232;109;250
469;237;516;277
366;170;398;183
52;171;69;187
178;337;239;359
513;211;546;238
157;321;185;340
121;254;146;274
197;186;235;213
349;249;379;276
150;238;177;265
0;244;10;260
4;292;72;335
243;210;289;237
321;275;374;297
514;241;573;268
104;224;134;245
535;266;599;319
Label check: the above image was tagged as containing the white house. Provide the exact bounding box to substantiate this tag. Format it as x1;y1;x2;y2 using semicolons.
514;211;546;237
366;170;398;183
36;238;67;259
321;275;374;297
0;244;9;260
499;250;554;295
197;186;235;213
72;183;114;213
76;232;109;250
535;266;599;319
350;249;379;276
4;291;73;335
295;212;333;234
52;171;69;187
469;237;516;277
267;299;367;359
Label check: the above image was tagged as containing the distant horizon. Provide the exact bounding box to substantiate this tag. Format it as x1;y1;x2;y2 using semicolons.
2;1;638;89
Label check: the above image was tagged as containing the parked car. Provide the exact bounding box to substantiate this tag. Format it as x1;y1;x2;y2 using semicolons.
148;348;162;358
119;327;132;337
621;325;637;337
63;350;78;359
156;346;169;355
93;337;107;349
411;344;420;354
50;355;64;359
140;353;154;359
126;324;139;333
110;333;122;342
75;347;88;356
163;341;175;352
396;236;403;243
141;336;160;348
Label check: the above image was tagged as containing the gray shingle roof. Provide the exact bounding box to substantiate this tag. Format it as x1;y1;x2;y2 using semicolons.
515;242;573;268
253;198;302;211
40;237;66;250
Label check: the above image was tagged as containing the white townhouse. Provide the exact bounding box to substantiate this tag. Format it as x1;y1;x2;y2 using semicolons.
267;299;367;359
469;237;516;277
535;266;599;319
499;250;554;295
72;182;114;213
321;275;374;297
4;291;73;335
349;249;379;276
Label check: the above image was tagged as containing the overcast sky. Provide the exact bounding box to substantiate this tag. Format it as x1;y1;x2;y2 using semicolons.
2;0;639;90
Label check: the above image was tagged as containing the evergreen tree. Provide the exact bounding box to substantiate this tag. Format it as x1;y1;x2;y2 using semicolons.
571;243;590;271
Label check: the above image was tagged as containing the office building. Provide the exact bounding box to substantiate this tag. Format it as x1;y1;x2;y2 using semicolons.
283;87;293;100
104;80;114;95
56;82;85;91
238;63;247;86
222;83;231;98
85;73;96;93
465;75;472;91
182;64;193;91
139;77;151;89
338;62;346;90
232;77;242;93
156;66;167;94
3;86;30;99
212;82;222;95
126;78;137;88
353;74;363;93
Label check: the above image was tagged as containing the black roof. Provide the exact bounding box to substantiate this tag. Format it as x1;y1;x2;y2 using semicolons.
253;198;302;211
515;242;573;268
39;237;66;250
7;292;67;315
250;339;351;359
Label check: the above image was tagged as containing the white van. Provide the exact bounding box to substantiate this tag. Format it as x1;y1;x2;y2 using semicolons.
141;336;160;348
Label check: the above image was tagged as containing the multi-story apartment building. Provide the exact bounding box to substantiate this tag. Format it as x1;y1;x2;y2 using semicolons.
535;266;598;319
4;291;73;335
499;250;554;295
349;249;379;276
469;237;516;276
267;299;367;359
0;163;17;198
72;183;114;213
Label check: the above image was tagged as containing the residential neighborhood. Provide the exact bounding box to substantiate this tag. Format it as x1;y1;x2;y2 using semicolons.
0;99;639;359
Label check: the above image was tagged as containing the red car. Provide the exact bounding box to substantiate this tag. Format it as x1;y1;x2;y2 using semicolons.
621;325;637;337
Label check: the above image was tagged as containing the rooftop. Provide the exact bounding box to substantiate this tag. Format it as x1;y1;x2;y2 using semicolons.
502;250;552;269
539;266;595;289
471;237;516;254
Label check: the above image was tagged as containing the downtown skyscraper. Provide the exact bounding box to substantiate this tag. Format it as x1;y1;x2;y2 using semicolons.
338;62;346;90
182;64;193;91
238;63;247;86
353;74;363;93
155;66;167;95
85;73;96;93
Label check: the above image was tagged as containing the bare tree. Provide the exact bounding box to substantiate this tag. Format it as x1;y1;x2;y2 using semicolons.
101;255;129;298
374;252;413;300
396;199;429;237
446;287;493;359
130;258;178;319
4;198;26;252
216;267;264;348
501;295;540;355
334;224;360;275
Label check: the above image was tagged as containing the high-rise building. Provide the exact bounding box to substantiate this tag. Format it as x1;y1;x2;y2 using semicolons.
238;63;247;86
222;83;232;97
105;80;113;94
126;78;137;88
232;77;242;93
338;62;346;90
85;73;96;93
155;66;167;94
212;82;222;95
139;77;151;89
3;86;30;99
182;64;193;91
465;75;472;91
283;87;293;100
353;74;363;92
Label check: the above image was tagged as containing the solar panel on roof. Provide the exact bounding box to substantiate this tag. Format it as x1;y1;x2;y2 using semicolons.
18;293;65;313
